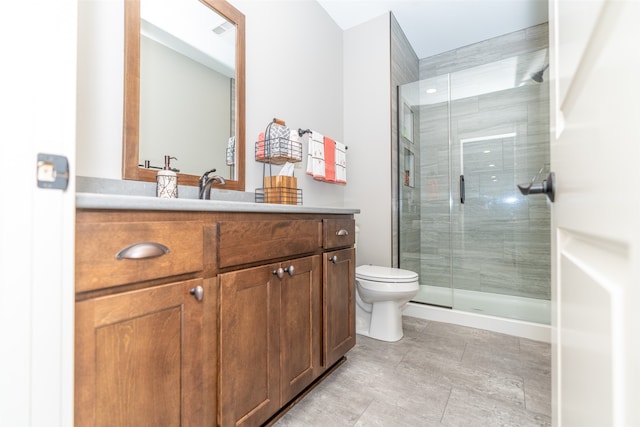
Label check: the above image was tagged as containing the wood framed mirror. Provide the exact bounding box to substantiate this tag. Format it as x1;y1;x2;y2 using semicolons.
123;0;245;191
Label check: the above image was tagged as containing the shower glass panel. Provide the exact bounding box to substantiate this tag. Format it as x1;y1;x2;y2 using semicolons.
398;51;551;324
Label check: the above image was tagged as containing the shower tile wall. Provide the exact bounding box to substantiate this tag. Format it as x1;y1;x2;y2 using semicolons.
391;13;420;269
419;24;549;79
414;23;551;301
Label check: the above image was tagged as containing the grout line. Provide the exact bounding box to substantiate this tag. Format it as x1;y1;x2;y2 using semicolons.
459;342;467;362
440;387;454;424
522;376;529;411
351;399;375;427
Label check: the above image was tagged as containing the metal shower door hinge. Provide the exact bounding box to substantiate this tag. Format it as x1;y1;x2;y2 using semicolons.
37;153;69;190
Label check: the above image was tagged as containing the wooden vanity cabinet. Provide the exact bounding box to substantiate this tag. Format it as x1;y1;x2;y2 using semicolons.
75;209;355;427
74;211;216;427
218;255;322;427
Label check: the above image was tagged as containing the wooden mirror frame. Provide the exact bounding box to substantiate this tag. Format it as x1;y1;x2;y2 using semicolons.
123;0;245;191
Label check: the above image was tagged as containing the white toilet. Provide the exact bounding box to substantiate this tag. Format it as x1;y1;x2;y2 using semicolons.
355;228;419;342
355;265;419;342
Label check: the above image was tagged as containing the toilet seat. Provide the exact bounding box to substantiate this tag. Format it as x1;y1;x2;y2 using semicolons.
356;265;418;283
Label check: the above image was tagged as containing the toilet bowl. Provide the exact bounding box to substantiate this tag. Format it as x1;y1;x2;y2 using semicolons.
355;265;419;342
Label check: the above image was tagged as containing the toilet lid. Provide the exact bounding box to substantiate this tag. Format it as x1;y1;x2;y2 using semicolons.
356;265;418;283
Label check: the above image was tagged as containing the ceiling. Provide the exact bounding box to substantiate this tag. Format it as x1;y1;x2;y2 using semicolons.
316;0;549;59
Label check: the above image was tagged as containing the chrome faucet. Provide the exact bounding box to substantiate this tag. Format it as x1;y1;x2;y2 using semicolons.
199;169;226;200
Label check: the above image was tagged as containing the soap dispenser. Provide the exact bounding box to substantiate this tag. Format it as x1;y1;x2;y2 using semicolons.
157;155;178;198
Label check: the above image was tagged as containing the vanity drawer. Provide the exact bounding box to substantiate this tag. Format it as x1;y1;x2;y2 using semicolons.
323;219;355;249
76;221;203;292
217;220;322;268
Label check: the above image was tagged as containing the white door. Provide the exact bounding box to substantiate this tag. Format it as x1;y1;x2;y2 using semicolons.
0;1;77;426
549;0;640;426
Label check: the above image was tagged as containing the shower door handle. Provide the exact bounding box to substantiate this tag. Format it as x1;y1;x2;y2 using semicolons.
517;172;556;202
460;174;465;204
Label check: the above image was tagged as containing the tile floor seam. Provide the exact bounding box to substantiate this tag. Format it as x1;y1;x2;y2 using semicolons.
459;342;468;362
352;398;376;427
521;374;528;412
440;386;454;424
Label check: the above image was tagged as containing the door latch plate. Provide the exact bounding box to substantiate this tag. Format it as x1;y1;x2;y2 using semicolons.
37;153;69;190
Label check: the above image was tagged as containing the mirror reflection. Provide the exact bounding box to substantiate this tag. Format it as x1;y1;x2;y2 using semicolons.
139;0;236;178
123;0;245;191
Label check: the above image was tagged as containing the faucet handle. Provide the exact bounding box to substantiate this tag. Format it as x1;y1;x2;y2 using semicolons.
201;168;217;178
199;168;217;189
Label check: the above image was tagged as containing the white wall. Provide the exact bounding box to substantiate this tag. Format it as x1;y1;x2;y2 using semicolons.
228;0;345;207
344;13;392;267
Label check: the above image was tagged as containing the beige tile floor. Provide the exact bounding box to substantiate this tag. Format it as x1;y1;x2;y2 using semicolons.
275;316;551;427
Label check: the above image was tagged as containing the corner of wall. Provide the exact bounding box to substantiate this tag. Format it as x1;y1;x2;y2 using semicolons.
343;13;393;267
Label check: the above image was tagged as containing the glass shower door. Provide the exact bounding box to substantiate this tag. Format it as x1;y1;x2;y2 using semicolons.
451;131;523;313
448;59;551;323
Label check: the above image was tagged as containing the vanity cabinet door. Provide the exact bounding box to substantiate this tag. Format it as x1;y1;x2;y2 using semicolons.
219;263;281;427
75;278;215;427
218;255;322;427
323;248;356;367
279;255;322;404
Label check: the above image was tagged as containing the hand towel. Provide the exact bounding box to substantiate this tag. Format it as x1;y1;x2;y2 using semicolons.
256;131;266;160
335;141;347;184
306;134;313;175
323;136;336;182
306;131;325;179
268;124;290;157
289;129;302;161
226;136;235;165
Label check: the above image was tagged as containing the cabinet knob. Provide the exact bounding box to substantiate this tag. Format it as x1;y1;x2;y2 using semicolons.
273;267;284;279
284;265;295;276
189;286;204;302
330;255;338;263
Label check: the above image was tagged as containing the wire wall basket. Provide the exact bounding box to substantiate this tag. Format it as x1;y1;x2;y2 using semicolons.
255;138;303;165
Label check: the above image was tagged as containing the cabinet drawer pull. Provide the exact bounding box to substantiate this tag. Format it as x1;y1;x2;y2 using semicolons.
336;229;349;236
116;242;170;260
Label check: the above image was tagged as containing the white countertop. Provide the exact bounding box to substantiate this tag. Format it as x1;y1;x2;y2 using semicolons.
76;192;360;215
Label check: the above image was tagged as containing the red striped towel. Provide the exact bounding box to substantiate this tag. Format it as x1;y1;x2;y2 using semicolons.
323;136;336;182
